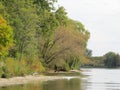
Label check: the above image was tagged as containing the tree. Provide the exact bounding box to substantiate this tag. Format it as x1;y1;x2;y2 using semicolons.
40;19;90;69
1;0;38;60
0;15;13;57
104;52;120;68
34;1;68;61
86;49;92;57
0;0;91;72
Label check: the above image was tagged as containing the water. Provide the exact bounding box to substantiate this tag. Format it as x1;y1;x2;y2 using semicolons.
0;68;120;90
0;78;81;90
82;68;120;90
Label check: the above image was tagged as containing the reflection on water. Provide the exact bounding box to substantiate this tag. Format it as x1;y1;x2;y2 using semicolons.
43;78;81;90
0;78;81;90
0;83;43;90
1;68;120;90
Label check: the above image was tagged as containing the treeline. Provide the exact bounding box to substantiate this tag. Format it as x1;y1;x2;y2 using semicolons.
0;0;90;77
83;51;120;68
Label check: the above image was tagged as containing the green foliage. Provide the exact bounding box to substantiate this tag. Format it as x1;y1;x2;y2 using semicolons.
55;6;68;26
0;0;91;77
68;56;81;70
85;52;120;68
104;52;120;68
34;0;59;37
86;49;92;57
63;62;70;71
1;0;38;60
33;0;57;11
0;3;4;14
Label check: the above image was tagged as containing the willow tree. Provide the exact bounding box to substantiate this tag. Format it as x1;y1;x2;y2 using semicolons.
33;1;68;62
41;19;90;69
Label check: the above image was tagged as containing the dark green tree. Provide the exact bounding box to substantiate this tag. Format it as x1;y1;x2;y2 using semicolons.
104;52;120;68
86;49;92;57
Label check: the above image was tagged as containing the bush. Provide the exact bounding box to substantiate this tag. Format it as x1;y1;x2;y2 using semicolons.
30;59;45;73
104;52;120;68
0;58;45;78
68;56;81;70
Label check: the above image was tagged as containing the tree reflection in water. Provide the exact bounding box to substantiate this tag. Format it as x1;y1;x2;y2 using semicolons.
43;78;82;90
0;78;82;90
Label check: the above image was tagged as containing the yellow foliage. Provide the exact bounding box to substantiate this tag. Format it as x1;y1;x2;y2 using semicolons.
0;15;13;56
30;59;45;72
2;58;45;77
0;16;6;25
80;56;93;65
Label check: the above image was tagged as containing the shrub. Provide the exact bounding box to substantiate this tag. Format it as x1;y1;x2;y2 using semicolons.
0;58;45;78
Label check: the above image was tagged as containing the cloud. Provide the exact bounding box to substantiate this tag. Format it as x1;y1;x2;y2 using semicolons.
58;0;120;56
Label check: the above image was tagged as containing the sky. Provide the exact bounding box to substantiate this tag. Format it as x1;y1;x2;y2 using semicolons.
57;0;120;56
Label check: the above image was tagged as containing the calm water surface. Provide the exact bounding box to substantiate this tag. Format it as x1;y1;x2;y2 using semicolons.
1;68;120;90
82;68;120;90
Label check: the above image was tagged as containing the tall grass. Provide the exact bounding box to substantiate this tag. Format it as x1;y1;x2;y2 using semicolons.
0;58;45;78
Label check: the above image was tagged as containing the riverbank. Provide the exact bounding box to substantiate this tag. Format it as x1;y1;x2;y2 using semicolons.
0;73;81;87
0;75;66;87
0;70;81;87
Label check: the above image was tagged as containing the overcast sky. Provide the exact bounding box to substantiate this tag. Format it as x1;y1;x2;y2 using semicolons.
57;0;120;56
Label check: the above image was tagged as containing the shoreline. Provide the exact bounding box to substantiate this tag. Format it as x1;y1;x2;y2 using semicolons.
0;74;80;87
0;75;65;87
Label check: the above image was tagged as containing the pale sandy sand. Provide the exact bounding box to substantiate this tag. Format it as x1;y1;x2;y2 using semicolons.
0;70;81;87
0;75;65;87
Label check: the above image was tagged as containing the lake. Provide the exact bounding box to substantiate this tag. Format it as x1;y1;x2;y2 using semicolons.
0;68;120;90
